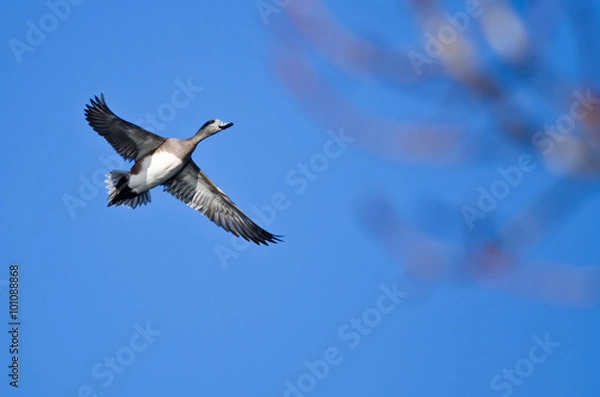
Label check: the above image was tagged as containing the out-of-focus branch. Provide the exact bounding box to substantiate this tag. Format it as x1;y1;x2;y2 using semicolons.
359;194;600;309
266;0;600;309
271;51;472;166
282;0;443;84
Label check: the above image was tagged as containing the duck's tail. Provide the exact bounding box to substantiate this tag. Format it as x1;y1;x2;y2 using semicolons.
105;170;151;209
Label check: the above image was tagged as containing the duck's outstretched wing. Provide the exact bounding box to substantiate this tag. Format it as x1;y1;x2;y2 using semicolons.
163;161;283;245
84;94;166;161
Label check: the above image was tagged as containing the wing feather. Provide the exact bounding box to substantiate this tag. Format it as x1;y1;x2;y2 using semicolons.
163;161;283;245
84;94;166;161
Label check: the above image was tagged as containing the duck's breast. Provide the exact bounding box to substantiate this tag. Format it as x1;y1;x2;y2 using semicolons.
128;151;185;192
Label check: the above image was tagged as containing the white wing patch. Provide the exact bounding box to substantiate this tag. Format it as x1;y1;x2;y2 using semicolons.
129;151;184;193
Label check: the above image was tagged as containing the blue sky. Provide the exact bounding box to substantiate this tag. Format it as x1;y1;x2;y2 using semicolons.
2;1;600;396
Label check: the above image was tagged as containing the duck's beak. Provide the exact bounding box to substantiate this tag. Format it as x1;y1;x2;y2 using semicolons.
219;121;234;130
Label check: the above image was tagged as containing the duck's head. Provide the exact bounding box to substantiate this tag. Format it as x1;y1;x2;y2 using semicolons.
199;119;234;135
191;119;234;144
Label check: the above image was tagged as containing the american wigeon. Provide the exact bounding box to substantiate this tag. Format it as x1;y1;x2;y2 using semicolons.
84;94;282;245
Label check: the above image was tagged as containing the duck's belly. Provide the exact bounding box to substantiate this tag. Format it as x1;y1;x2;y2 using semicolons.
129;152;185;193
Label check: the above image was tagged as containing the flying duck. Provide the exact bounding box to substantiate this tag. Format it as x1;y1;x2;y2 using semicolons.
84;94;282;245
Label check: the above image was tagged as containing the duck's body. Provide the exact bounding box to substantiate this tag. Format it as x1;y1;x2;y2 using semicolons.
105;141;190;208
125;138;193;194
84;94;282;245
129;146;186;192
